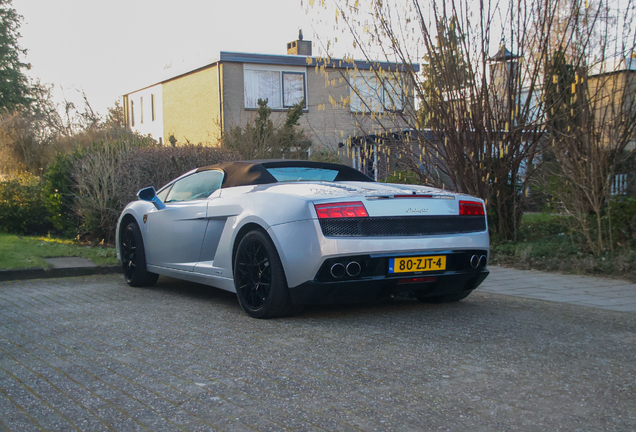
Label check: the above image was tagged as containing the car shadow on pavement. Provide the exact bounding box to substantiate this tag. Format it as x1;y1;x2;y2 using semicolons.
301;296;477;319
136;275;239;303
133;275;479;320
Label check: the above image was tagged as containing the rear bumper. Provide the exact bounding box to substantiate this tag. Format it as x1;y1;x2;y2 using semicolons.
269;220;489;289
289;269;489;305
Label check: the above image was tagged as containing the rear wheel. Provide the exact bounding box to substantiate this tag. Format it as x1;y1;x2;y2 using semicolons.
417;290;473;304
233;230;299;318
120;222;159;287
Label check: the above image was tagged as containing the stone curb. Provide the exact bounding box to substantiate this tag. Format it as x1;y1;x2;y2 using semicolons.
0;265;122;282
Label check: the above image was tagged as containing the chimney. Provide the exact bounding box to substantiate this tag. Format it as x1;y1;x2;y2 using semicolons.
287;29;312;56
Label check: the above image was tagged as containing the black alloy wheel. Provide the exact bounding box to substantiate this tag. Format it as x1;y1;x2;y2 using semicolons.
120;222;159;287
236;237;271;309
121;224;137;282
233;230;299;318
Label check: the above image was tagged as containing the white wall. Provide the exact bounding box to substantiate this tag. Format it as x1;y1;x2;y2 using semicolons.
127;84;164;144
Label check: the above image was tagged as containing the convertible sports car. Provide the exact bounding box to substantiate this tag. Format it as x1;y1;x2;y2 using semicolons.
116;160;489;318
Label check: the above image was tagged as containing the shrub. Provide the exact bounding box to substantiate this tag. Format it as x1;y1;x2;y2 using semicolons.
606;196;636;250
310;147;341;164
71;139;147;241
514;213;572;242
43;151;80;236
0;174;52;235
220;99;311;160
490;212;636;281
54;140;238;243
116;144;240;205
384;170;422;184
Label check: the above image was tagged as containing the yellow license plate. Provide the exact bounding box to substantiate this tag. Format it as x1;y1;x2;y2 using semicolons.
389;256;446;273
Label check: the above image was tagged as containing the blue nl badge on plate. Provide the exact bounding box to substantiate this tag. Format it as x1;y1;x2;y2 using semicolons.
388;258;395;273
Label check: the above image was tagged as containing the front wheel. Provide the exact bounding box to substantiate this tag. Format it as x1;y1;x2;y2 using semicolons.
233;230;299;318
120;222;159;287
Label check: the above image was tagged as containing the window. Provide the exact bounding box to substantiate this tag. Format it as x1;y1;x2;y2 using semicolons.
245;70;281;108
266;167;339;182
165;170;224;202
351;73;382;112
282;72;305;107
350;71;404;112
383;75;404;111
156;184;172;202
244;66;307;109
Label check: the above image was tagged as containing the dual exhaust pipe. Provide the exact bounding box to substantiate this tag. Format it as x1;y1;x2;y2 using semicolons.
330;261;361;278
470;255;488;269
330;255;486;278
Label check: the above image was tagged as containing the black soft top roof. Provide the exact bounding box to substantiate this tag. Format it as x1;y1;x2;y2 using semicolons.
197;160;374;188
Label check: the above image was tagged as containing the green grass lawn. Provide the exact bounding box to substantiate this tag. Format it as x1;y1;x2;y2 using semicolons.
0;232;118;270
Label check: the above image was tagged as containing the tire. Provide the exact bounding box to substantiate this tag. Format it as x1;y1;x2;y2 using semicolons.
120;222;159;287
417;290;473;304
233;230;300;318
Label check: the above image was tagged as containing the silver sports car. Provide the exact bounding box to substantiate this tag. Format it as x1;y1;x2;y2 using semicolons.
116;160;489;318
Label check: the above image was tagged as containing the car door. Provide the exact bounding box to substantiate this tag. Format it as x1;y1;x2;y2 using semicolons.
193;189;244;277
145;170;224;272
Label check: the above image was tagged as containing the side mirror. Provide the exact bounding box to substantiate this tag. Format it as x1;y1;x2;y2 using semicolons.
137;186;166;210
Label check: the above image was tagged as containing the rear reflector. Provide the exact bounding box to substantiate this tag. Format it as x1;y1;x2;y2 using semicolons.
397;276;437;284
459;201;485;216
315;201;369;219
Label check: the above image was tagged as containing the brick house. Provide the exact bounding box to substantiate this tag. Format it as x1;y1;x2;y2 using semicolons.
122;33;419;179
588;54;636;194
587;54;636;151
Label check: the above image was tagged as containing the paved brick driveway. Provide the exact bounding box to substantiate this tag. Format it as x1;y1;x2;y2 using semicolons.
482;266;636;312
1;274;635;431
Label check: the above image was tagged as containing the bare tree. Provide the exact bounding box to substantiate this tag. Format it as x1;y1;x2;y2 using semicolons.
0;81;60;174
311;0;633;241
0;80;138;175
541;0;636;256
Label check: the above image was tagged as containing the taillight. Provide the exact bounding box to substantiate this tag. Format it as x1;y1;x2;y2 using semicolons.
459;201;485;216
315;201;369;219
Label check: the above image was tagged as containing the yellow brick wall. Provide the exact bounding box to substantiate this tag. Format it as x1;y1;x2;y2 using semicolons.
162;66;221;145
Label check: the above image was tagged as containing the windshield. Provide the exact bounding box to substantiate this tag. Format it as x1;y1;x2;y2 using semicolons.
266;167;339;182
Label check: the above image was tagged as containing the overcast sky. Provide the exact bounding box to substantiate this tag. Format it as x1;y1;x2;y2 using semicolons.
13;0;337;116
